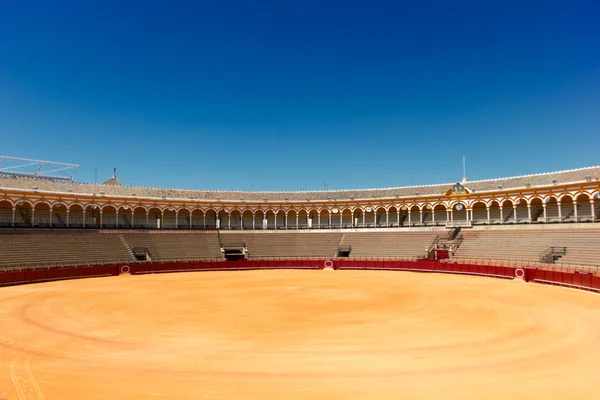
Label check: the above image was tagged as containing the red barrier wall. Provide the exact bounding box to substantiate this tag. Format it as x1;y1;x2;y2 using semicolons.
0;259;598;293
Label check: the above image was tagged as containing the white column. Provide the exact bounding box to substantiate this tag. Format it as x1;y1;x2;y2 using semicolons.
397;210;400;226
543;203;547;222
296;213;299;229
82;210;86;227
419;209;423;225
31;209;35;227
408;210;412;225
115;211;119;228
591;200;596;222
432;209;435;224
512;206;517;223
285;212;288;229
328;213;331;228
253;213;256;230
66;209;70;227
189;212;193;229
573;201;578;221
99;211;103;228
362;211;365;227
175;211;179;229
340;212;342;228
527;204;531;222
12;207;16;227
499;207;503;223
131;210;135;228
450;209;454;222
146;212;150;228
486;207;490;224
318;213;321;228
49;209;53;227
203;213;206;229
228;212;231;230
558;202;562;221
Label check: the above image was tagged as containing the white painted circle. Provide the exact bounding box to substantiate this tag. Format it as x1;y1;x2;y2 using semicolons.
324;260;334;269
365;207;373;212
515;268;525;279
120;265;131;274
332;208;339;214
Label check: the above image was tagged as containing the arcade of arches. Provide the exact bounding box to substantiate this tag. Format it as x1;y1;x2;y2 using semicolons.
0;191;598;229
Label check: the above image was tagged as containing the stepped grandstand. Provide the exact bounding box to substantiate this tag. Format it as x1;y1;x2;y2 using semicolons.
0;156;599;272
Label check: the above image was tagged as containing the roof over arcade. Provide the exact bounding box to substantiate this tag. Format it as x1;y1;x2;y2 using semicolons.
1;165;599;202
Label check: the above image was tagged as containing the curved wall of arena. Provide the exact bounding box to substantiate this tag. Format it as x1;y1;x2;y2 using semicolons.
1;259;599;293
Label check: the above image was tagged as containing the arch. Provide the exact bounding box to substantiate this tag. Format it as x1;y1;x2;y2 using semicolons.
101;204;118;228
319;209;330;229
204;209;218;229
65;203;84;227
471;201;487;225
264;209;276;229
363;206;376;228
33;201;51;227
178;208;192;229
241;209;254;230
407;205;420;226
52;202;69;227
573;193;592;221
559;194;575;222
514;198;529;223
190;208;204;229
13;200;33;226
132;206;148;228
229;209;243;230
529;198;544;222
286;209;298;229
375;206;387;227
387;205;399;227
0;199;13;227
274;209;286;229
297;209;309;229
432;203;447;226
353;208;364;228
147;206;162;229
450;202;467;225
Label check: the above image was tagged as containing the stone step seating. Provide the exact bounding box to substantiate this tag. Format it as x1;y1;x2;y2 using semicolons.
341;231;440;259
120;231;222;261
0;230;132;269
220;232;343;258
455;228;600;267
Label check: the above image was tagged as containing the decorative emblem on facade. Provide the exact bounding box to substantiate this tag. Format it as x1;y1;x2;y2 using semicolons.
452;182;467;195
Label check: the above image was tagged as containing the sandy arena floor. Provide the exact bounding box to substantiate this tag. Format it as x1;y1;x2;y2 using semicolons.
1;270;600;399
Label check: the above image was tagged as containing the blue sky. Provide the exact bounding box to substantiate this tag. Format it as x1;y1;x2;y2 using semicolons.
1;1;599;191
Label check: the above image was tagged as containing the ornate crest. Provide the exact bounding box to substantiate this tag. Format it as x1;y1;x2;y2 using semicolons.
452;182;467;194
444;182;471;197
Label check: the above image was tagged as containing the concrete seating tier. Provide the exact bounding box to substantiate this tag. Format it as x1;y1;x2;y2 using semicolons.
0;230;132;269
454;227;600;267
220;231;343;258
341;231;440;259
120;231;222;261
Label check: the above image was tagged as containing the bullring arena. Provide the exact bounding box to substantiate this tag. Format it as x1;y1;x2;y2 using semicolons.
1;157;600;399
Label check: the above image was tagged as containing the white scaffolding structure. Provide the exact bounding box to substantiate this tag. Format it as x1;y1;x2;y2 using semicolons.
0;156;79;182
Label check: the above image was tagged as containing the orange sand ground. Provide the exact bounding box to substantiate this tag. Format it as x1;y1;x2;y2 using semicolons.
1;270;600;400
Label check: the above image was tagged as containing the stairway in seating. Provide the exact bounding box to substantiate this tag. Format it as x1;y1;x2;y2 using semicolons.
119;235;135;259
335;233;346;257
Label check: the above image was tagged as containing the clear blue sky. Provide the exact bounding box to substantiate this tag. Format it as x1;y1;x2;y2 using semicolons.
1;1;599;191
